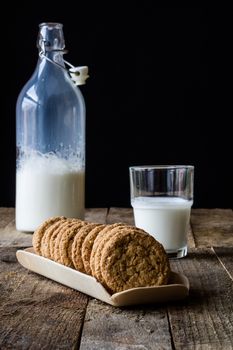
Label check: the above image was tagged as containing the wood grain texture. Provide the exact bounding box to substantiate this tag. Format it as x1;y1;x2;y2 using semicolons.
187;224;196;249
0;208;108;248
80;299;172;350
85;208;108;224
0;246;29;304
191;209;233;247
169;248;233;349
1;208;233;349
0;208;15;230
80;248;233;350
0;208;32;248
0;247;88;350
214;247;233;280
107;207;134;225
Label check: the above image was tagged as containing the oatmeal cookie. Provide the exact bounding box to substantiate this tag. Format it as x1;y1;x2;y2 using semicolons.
58;221;86;267
41;218;67;259
70;223;101;273
51;219;77;262
53;219;80;264
100;228;170;293
94;225;148;286
32;216;65;255
81;224;106;275
89;223;125;277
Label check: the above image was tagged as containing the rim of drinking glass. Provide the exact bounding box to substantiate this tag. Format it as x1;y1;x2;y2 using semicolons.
129;165;194;170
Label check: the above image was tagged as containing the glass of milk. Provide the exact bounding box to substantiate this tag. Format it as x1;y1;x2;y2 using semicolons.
129;165;194;258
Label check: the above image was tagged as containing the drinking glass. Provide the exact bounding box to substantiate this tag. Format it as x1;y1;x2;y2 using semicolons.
129;165;194;258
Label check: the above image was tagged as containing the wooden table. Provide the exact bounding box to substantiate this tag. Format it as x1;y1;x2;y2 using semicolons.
0;208;233;349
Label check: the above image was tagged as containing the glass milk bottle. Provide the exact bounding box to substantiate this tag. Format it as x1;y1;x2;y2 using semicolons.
16;22;87;231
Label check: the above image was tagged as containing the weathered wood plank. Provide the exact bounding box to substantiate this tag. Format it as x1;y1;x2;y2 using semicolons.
80;248;233;349
0;207;33;248
169;248;233;349
0;208;108;248
107;207;134;225
187;223;196;249
0;246;89;350
0;208;15;230
0;247;29;303
214;247;233;280
1;208;233;349
0;220;33;248
80;299;172;350
84;208;108;224
191;209;233;247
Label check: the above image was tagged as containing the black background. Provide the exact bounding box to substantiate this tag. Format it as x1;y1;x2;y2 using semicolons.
1;6;232;209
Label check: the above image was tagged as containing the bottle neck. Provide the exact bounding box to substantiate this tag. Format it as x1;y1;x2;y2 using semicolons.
40;51;65;68
37;22;65;52
37;23;66;68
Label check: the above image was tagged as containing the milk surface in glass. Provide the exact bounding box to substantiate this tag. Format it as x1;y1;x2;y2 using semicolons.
132;197;192;251
16;153;85;232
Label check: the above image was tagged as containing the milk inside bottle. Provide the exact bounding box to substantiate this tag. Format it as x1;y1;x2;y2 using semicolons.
16;153;85;231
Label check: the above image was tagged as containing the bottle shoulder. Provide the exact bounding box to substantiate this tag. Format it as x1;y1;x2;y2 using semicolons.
17;60;85;109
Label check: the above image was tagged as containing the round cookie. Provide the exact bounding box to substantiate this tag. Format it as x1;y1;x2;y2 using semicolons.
32;216;65;255
90;223;125;277
59;221;87;268
100;228;170;293
41;218;67;259
81;224;106;275
53;219;81;263
94;225;147;285
71;223;101;272
93;225;128;283
50;219;76;261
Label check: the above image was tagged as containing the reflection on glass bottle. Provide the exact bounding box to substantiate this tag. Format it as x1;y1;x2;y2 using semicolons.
16;23;86;231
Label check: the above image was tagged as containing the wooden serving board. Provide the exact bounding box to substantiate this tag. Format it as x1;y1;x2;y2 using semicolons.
16;247;189;307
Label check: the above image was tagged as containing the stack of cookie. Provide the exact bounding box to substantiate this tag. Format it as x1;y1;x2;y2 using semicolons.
32;217;170;293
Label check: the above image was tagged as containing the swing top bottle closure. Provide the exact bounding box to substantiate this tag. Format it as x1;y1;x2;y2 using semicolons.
16;23;88;231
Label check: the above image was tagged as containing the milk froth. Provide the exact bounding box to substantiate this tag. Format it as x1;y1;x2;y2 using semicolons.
16;154;85;231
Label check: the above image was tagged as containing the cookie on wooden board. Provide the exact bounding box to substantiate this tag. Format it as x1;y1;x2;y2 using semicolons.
51;219;77;261
33;217;170;295
32;216;65;255
70;223;102;273
93;225;132;284
59;220;87;268
81;224;106;275
94;225;149;286
100;228;170;293
89;223;126;277
41;218;67;259
53;219;80;264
